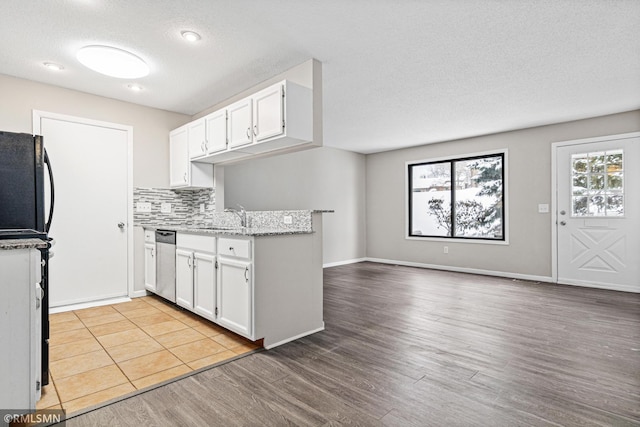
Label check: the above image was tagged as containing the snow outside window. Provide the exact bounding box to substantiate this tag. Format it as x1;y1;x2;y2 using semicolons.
571;150;623;217
408;153;505;240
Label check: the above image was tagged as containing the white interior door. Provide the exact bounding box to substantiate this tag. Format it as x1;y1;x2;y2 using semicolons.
38;114;131;306
556;134;640;293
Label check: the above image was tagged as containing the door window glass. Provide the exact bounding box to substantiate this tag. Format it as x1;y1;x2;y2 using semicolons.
571;149;623;216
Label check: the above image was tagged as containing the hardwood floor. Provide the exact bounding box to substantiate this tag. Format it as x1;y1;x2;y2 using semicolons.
64;262;640;426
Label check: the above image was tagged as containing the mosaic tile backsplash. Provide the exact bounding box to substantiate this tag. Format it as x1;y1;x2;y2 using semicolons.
134;187;315;231
134;187;215;226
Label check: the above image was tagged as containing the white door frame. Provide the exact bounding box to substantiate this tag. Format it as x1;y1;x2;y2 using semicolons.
32;110;134;299
551;131;640;285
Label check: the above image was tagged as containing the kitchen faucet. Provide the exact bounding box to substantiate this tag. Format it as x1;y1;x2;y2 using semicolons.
225;204;247;228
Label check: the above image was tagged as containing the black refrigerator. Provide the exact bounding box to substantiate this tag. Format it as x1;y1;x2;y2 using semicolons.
0;130;55;386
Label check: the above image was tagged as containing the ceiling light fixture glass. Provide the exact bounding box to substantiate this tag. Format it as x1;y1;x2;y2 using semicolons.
76;45;149;79
181;31;201;42
43;62;64;71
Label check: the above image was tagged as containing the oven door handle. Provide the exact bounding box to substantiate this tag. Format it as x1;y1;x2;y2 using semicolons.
44;149;55;233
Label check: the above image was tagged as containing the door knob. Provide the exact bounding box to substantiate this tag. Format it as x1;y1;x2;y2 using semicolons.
560;210;566;215
118;222;125;229
560;221;567;226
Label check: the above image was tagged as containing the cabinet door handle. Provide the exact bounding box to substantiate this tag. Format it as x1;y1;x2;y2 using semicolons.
253;125;258;136
151;248;155;257
183;172;187;182
246;128;251;140
187;257;192;267
244;266;249;282
201;141;205;152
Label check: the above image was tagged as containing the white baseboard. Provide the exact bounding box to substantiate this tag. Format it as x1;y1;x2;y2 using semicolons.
50;296;132;314
558;278;639;293
263;324;325;349
323;258;367;268
364;257;554;284
131;289;149;298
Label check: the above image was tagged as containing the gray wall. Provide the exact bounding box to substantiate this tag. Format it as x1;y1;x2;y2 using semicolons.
366;110;640;279
0;73;190;293
224;146;367;265
0;74;189;187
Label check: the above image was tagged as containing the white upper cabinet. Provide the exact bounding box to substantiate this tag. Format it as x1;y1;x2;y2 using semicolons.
169;125;189;187
189;111;228;160
172;79;315;167
205;109;228;155
227;97;253;149
170;124;214;189
186;80;314;165
253;83;284;141
188;118;207;159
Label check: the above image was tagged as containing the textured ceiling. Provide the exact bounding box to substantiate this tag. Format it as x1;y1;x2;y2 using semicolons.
0;0;638;154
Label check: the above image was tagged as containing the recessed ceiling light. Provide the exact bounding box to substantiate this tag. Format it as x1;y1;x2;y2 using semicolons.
181;31;201;42
43;62;64;71
76;45;149;79
127;83;143;92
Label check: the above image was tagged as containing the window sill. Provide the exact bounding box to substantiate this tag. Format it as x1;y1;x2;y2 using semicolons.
405;235;509;245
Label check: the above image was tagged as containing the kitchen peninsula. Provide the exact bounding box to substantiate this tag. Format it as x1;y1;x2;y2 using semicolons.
140;210;328;349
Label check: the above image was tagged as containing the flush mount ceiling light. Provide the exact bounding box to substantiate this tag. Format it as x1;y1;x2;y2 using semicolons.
43;62;64;71
181;31;201;42
76;45;149;79
127;83;143;92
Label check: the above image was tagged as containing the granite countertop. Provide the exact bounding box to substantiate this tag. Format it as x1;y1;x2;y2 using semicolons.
141;225;313;237
0;238;49;250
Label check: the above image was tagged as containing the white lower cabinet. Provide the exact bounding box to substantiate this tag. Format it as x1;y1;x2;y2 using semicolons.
144;243;156;292
193;252;216;321
0;248;42;411
175;248;194;310
171;226;324;349
217;257;253;338
176;234;217;317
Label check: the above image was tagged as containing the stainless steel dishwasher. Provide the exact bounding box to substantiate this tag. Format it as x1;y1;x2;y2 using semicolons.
155;229;176;303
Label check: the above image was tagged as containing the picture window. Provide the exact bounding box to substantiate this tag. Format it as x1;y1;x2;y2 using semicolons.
408;153;505;240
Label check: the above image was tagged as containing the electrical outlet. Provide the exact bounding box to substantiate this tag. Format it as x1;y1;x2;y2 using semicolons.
200;203;206;213
443;246;449;254
283;215;293;225
160;203;171;213
136;202;151;213
538;204;549;213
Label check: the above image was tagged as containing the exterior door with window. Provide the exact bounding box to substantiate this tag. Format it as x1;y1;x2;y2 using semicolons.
556;134;639;292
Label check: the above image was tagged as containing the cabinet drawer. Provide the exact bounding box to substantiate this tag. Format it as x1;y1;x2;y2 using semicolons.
144;229;155;243
218;237;251;259
177;233;216;253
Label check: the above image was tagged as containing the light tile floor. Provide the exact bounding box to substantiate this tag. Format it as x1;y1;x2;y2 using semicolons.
36;295;260;415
